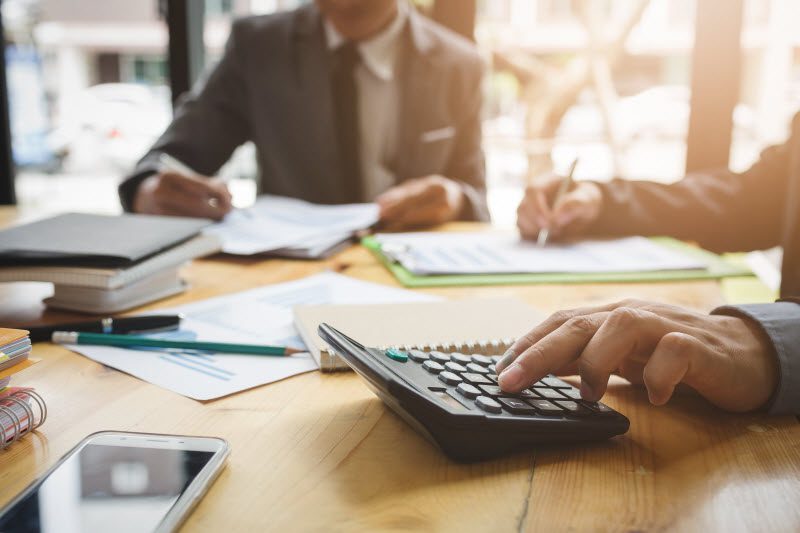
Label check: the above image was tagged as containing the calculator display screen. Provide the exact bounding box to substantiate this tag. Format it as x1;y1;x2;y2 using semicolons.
0;443;214;533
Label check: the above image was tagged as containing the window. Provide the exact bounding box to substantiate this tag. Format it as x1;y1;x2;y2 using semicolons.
4;0;169;213
730;0;800;172
477;0;697;223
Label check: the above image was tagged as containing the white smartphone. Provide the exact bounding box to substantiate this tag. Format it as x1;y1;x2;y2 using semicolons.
0;431;230;533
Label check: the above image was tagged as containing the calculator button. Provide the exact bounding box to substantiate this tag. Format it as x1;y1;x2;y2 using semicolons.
430;351;451;363
582;401;615;415
422;360;445;374
478;385;503;396
466;362;489;374
444;361;468;374
462;373;492;385
498;397;539;415
408;350;429;362
471;354;493;366
490;355;503;365
527;399;563;415
385;348;408;362
485;374;498;384
438;371;463;386
516;389;537;399
456;383;481;399
542;376;571;389
555;400;589;415
535;388;565;400
559;388;582;400
450;353;472;365
475;396;502;414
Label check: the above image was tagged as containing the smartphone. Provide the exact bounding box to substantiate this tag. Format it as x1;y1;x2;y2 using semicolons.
0;431;230;533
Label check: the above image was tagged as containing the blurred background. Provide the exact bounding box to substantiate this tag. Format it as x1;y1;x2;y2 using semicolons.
1;0;798;224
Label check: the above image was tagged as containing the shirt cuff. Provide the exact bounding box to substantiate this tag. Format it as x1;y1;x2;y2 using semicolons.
712;301;800;415
118;166;158;212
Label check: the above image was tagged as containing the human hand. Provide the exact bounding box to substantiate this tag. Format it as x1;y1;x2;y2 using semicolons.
516;175;602;241
133;171;233;221
377;175;466;231
495;299;778;412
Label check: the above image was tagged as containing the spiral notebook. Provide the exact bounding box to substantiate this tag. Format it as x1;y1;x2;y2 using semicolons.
0;328;47;449
0;388;47;449
293;298;544;372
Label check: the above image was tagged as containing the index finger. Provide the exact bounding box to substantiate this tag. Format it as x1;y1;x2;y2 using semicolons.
498;311;609;392
496;300;636;374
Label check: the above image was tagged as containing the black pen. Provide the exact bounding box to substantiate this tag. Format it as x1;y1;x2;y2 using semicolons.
26;315;182;343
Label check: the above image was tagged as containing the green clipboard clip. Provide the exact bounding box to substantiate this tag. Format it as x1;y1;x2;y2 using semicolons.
361;235;754;289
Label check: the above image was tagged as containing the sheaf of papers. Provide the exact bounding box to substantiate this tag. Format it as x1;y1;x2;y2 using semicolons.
206;195;379;255
64;272;438;401
375;232;707;275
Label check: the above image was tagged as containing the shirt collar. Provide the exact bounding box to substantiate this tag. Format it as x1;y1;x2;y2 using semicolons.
324;0;408;82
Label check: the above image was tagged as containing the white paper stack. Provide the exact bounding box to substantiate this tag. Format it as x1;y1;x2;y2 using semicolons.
206;195;379;258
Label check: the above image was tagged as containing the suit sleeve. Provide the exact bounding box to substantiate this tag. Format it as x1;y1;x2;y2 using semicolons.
118;19;253;211
712;300;800;414
446;57;490;222
585;113;798;253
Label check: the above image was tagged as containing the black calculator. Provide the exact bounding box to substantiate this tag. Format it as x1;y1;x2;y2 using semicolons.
319;323;629;462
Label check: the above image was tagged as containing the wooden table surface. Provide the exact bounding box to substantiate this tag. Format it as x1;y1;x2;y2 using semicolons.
1;207;799;532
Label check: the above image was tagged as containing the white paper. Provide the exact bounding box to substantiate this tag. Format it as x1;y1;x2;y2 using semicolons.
66;272;438;400
375;232;707;275
206;195;379;255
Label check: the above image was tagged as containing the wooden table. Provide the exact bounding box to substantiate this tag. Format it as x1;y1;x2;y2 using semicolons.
1;208;799;532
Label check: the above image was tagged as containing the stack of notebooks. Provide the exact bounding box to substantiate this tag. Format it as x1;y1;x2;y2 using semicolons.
0;213;220;313
0;328;46;449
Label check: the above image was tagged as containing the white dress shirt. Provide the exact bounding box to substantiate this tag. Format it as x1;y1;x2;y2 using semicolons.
324;0;408;200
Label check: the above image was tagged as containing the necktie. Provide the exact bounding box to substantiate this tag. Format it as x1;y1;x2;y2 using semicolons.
331;42;363;203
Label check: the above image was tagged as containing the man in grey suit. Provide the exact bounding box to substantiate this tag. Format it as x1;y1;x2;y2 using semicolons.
120;0;488;229
501;112;800;415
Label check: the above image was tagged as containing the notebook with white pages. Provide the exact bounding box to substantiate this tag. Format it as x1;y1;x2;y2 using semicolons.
0;233;220;289
293;298;544;372
44;267;186;314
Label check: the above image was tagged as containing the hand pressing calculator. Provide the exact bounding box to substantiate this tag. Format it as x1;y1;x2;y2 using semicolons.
319;323;629;462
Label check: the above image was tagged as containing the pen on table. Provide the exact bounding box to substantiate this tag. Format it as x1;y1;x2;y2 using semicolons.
157;153;253;217
536;158;580;248
51;331;303;357
27;315;182;343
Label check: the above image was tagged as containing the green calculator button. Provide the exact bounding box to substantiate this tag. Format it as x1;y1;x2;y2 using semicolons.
385;348;408;362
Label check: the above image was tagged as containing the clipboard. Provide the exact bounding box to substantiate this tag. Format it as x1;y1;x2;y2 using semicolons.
361;236;753;288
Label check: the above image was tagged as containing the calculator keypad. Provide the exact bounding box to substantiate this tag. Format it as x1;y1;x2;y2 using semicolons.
383;347;616;419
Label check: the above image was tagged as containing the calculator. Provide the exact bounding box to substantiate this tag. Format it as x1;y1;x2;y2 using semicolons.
319;323;629;462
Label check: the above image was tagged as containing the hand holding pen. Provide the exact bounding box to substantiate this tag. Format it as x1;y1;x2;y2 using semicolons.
131;153;233;221
516;159;604;244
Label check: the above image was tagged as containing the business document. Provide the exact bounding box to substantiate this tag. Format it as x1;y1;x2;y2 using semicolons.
63;272;437;400
206;195;379;255
374;232;707;275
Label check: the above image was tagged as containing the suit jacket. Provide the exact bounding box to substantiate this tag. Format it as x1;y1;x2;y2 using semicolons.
119;4;488;220
587;112;800;414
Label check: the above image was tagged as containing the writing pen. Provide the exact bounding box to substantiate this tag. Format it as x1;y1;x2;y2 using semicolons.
537;158;579;248
27;315;182;343
158;153;253;217
51;331;303;357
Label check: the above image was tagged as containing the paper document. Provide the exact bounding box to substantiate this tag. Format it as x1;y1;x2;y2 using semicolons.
65;272;438;400
375;232;707;275
206;195;379;255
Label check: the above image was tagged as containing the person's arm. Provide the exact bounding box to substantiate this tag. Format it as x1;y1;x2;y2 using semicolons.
712;299;800;414
518;113;798;252
119;18;253;212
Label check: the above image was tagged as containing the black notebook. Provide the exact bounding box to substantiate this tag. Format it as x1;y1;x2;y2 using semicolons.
0;213;211;268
